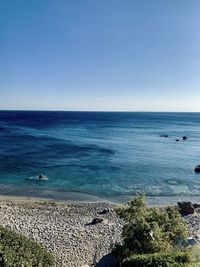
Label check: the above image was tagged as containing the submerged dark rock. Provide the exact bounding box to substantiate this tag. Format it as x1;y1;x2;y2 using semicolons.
177;201;195;216
175;139;180;142
183;136;187;140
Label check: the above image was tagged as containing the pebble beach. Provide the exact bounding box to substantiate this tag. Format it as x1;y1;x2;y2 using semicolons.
0;197;200;267
0;197;123;267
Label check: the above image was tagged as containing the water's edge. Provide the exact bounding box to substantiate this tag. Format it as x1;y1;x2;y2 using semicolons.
0;184;200;206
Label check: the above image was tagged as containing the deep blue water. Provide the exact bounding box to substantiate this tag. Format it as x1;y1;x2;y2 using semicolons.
0;111;200;202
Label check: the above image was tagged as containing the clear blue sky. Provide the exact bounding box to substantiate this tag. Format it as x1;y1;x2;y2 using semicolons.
1;0;200;111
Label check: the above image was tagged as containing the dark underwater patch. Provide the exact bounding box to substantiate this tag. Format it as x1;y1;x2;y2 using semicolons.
45;142;115;157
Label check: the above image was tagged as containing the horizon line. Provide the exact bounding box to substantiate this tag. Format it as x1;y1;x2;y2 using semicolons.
0;109;200;113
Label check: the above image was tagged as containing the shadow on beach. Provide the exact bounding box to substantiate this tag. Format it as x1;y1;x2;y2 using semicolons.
95;252;119;267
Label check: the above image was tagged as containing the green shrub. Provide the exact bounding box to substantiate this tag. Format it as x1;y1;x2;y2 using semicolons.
0;225;55;267
121;250;192;267
115;195;189;262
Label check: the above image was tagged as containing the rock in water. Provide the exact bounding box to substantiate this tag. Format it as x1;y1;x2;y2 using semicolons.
183;136;187;140
177;201;195;216
195;165;200;173
160;134;168;138
175;139;180;142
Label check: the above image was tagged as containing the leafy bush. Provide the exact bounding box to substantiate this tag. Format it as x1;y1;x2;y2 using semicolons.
121;250;192;267
115;195;189;263
0;225;55;267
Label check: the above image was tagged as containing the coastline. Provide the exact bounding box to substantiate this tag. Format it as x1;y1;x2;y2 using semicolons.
0;185;200;206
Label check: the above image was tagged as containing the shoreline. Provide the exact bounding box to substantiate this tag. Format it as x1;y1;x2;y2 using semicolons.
0;184;109;203
0;194;106;204
0;189;200;206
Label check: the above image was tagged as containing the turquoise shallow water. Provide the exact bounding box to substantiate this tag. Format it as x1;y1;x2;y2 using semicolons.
0;111;200;203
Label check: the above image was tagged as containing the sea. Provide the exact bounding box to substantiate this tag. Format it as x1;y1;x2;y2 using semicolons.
0;111;200;205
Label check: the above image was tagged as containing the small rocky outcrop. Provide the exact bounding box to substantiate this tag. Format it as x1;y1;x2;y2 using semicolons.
183;136;187;140
97;208;110;215
175;139;180;142
177;201;195;216
195;165;200;173
160;134;168;138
